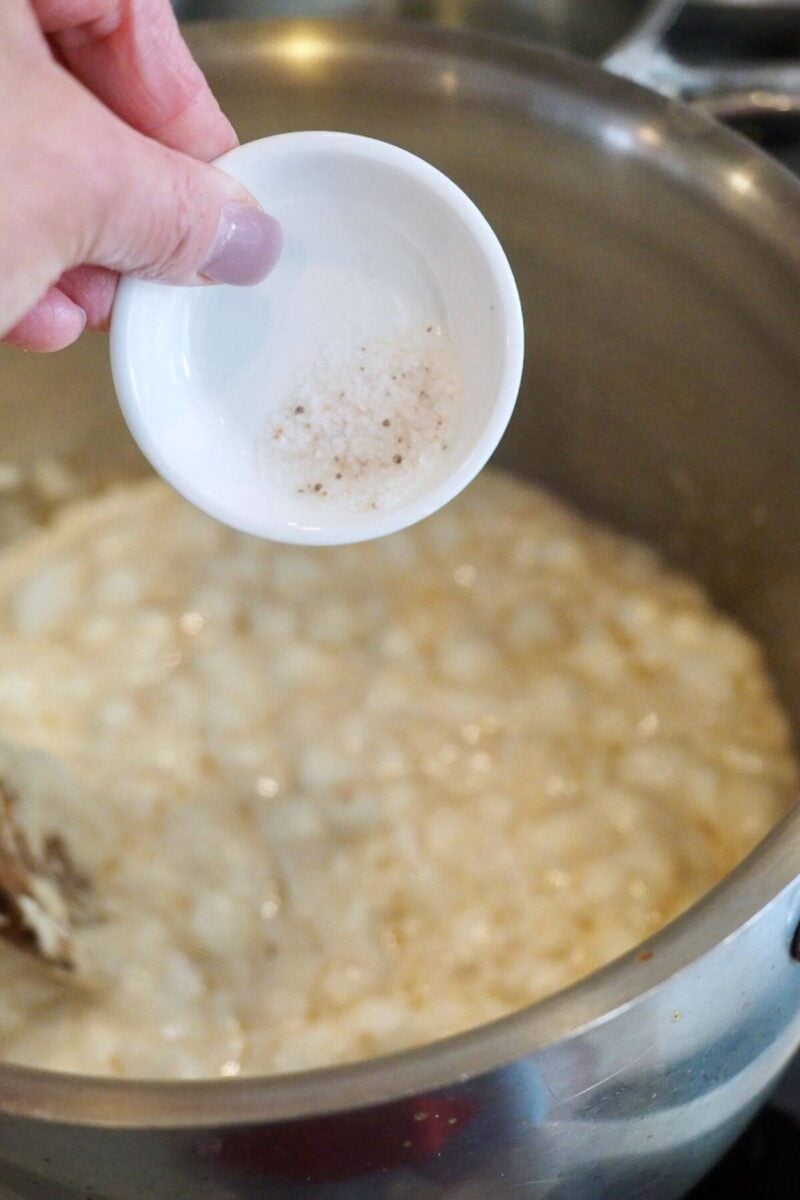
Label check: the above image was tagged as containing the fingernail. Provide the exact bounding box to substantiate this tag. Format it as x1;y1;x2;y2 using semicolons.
202;203;283;286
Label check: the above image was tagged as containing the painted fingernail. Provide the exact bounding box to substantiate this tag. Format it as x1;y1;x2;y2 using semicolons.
202;203;283;285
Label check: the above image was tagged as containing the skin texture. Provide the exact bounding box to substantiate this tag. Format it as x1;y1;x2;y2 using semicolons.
1;1;281;352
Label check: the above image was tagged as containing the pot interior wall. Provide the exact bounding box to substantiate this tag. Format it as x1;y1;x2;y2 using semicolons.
174;1;649;60
3;22;800;734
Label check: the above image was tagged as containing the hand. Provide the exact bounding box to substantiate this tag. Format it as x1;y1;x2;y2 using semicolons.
1;1;282;352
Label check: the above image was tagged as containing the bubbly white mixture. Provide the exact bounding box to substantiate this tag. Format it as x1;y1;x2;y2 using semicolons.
0;470;794;1079
260;325;459;510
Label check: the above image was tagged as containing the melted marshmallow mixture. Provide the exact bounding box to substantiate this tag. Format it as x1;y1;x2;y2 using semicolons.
0;469;794;1078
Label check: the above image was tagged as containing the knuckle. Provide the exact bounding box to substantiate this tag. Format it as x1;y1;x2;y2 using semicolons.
137;160;216;282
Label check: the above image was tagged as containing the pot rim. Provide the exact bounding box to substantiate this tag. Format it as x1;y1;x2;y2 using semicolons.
2;18;800;1130
3;806;799;1128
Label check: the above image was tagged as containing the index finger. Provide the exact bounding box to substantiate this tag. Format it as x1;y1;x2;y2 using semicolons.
32;0;237;161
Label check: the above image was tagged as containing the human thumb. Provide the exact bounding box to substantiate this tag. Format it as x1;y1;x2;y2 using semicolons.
0;66;281;337
82;108;282;288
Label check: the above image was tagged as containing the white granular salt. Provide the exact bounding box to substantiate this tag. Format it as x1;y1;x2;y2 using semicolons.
260;325;460;510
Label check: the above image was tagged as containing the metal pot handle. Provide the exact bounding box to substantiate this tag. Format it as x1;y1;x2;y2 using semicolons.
603;0;800;124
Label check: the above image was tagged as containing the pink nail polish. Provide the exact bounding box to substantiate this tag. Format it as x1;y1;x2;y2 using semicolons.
202;204;283;286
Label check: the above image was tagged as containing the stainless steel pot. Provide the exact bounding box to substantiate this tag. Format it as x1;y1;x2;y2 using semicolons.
173;0;800;124
172;0;657;60
2;18;800;1200
603;0;800;121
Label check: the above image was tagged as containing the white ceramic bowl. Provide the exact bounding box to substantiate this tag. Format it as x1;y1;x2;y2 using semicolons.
111;132;524;545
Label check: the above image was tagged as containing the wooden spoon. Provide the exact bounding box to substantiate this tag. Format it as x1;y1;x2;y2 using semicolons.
0;764;99;971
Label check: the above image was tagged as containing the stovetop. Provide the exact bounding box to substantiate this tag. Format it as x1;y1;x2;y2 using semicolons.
687;1054;800;1195
688;1108;800;1197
